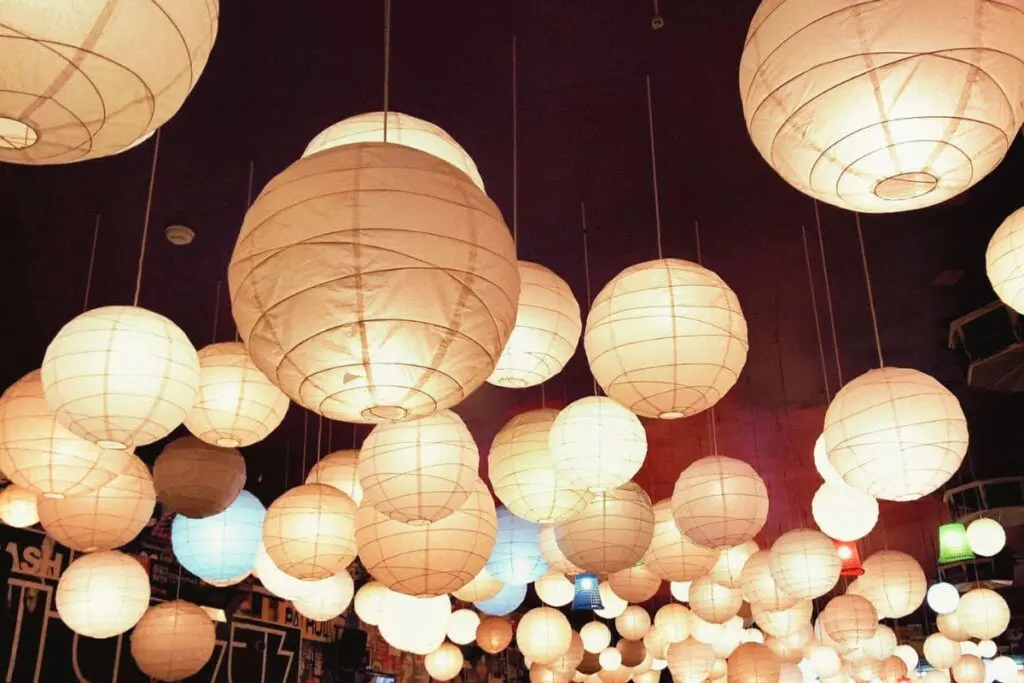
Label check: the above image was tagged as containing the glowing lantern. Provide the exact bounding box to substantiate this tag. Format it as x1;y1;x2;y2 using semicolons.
809;646;843;678
858;550;927;618
812;483;878;542
740;550;796;610
966;518;1006;557
671;580;692;602
293;570;354;621
425;643;464;682
56;550;150;638
618;639;647;667
939;523;975;564
530;664;569;683
598;667;631;683
536;571;575;607
952;655;986;683
813;434;847;488
655;603;692;644
991;656;1018;683
977;640;997;658
263;484;357;580
573;573;604;611
599;647;622;671
548;396;647;493
835;540;865;577
581;622;612;653
306;449;363;504
644;498;721;581
486;506;548;585
354;581;389;625
517;607;573;665
671;456;769;550
541;524;584;574
690;575;743;624
819;595;878;648
447;609;481;645
172;490;265;582
879;656;909;683
937;610;972;642
378;592;451;655
668;638;716;683
957;588;1010;640
551;631;586;674
727;643;780;683
253;543;313;601
0;484;38;528
987;207;1024;315
594;581;629;619
922;672;952;683
710;541;759;589
894;644;920;672
130;600;215;681
453;567;504;603
751;600;812;637
645;627;669;659
616;605;652;641
769;529;841;599
477;616;514;654
851;624;897;662
476;582;527;616
554;482;655;573
154;436;245;518
928;582;960;614
609;564;661;603
925;634;963;669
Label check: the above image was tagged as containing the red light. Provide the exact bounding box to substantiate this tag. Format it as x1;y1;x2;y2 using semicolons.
837;545;852;560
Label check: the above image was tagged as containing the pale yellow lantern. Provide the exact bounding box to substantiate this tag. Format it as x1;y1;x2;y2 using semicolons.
991;656;1018;683
154;436;245;518
0;370;129;498
987;208;1024;315
727;643;780;683
355;477;496;596
306;449;363;504
617;605;652;641
644;626;669;659
184;341;289;448
254;542;314;601
0;484;38;528
669;638;716;683
130;600;215;681
478;615;514;654
530;664;570;683
42;306;201;449
740;550;797;611
764;635;803;664
635;671;661;683
769;529;841;599
849;623;896;662
922;671;952;683
925;633;962;669
751;600;812;637
426;643;465;682
582;622;613;654
38;452;155;551
609;564;662;603
672;456;769;550
809;646;843;678
353;580;388;626
490;409;592;524
293;570;354;621
852;660;883;683
894;644;920;672
548;396;647;493
957;588;1010;640
551;631;586;674
966;518;1006;557
56;550;150;638
598;647;622;671
585;258;748;419
739;0;1024;213
671;580;692;602
0;1;218;165
937;610;972;641
858;550;927;619
812;483;878;542
690;575;744;624
540;524;584;575
823;368;968;501
644;498;721;581
447;609;481;645
709;541;759;589
378;591;451;655
536;571;575;607
952;655;986;683
554;482;654;573
358;410;479;524
452;566;504;603
228;144;518;424
655;603;692;644
819;595;878;648
263;483;357;580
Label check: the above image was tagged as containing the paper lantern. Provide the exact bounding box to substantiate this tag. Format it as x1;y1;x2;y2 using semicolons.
809;646;842;678
453;566;504;603
812;483;878;542
554;482;654;573
42;306;201;449
0;485;38;528
939;523;976;564
478;616;515;654
823;368;968;501
740;550;796;610
690;576;743;624
56;550;150;638
540;524;584;575
880;656;910;683
739;629;764;645
966;518;1006;557
937;610;972;642
582;622;613;654
820;595;878;648
894;644;920;672
489;262;582;388
618;639;647;668
727;643;780;683
928;582;960;614
591;582;627;621
858;550;927;618
253;542;314;600
655;603;692;644
644;498;721;581
672;456;768;550
447;609;481;646
293;570;354;621
779;664;802;683
0;1;218;164
667;638;716;683
131;600;215;681
977;640;997;658
987;207;1024;315
598;647;622;671
228;144;518;424
549;396;648;493
952;655;986;683
616;605;652;641
306;449;363;504
476;582;527;616
425;643;464;681
813;434;847;488
769;529;841;599
711;659;730;681
536;571;575;607
263;483;357;580
635;671;661;683
751;600;812;637
573;573;605;611
609;564;661;604
551;631;586;674
711;619;747;658
171;489;265;582
0;370;129;498
40;453;155;552
709;541;759;589
925;634;963;669
739;0;1024;213
671;580;692;602
765;633;805;664
644;627;669;659
849;623;896;662
922;672;952;683
154;436;245;518
487;506;548;585
851;659;884;682
490;409;592;524
354;581;388;626
598;667;631;683
959;641;980;657
991;656;1018;683
957;588;1010;639
518;607;573;665
378;592;451;655
531;664;570;683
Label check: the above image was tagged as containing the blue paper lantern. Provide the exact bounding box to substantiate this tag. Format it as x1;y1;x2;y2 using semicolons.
572;573;604;611
172;490;266;582
475;581;527;616
485;507;547;586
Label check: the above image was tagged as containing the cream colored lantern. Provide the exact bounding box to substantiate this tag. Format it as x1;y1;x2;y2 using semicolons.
709;541;759;589
378;592;451;655
966;518;1006;557
585;258;748;419
957;588;1010;639
306;449;363;504
42;306;201;449
0;1;218;165
813;434;846;488
358;410;479;524
452;566;504;603
894;644;920;672
644;498;721;581
228;143;518;423
668;638;716;683
987;207;1024;315
937;609;972;642
644;626;669;659
819;595;878;648
0;484;38;528
540;524;584;574
551;631;586;674
991;656;1018;683
489;262;582;388
769;529;841;599
353;580;388;625
130;600;215;681
536;571;575;607
426;643;465;682
518;607;573;665
293;570;354;621
727;643;780;683
617;605;652;641
672;456;769;549
858;550;927;618
448;609;481;645
879;656;909;683
809;646;842;678
593;582;631;619
609;564;662;603
671;580;692;602
739;0;1024;213
812;483;879;542
548;396;647;493
554;482;655;573
922;671;952;683
925;633;962;669
952;655;986;683
850;623;896;662
739;550;796;610
597;667;630;683
598;647;622;671
56;550;150;638
263;483;357;580
154;436;245;518
184;341;289;448
490;409;592;524
751;600;812;637
478;616;515;654
655;603;692;644
690;575;743;624
0;370;129;498
582;622;613;654
530;664;570;683
38;452;155;551
823;368;968;501
254;542;313;601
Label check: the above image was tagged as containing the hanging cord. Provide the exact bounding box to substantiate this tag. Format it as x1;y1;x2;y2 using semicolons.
511;35;519;249
316;414;324;463
801;224;831;401
854;212;885;368
327;418;334;455
645;74;663;259
381;0;393;142
694;219;719;453
581;202;598;396
540;382;546;408
235;161;257;343
302;410;310;481
83;215;100;312
132;128;162;306
284;440;291;489
211;280;222;344
814;199;844;386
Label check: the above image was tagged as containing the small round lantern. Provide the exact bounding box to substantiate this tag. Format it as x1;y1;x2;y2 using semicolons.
486;506;548;585
655;603;692;644
306;449;363;504
894;644;920;672
154;436;245;518
0;485;38;528
56;550;150;638
554;482;655;574
518;607;573;665
991;656;1018;683
644;498;721;581
598;647;622;671
609;564;662;603
292;570;354;621
957;588;1010;640
378;592;451;655
477;616;515;654
616;605;652;641
690;575;743;624
966;518;1006;557
263;484;358;580
811;483;878;542
548;396;647;493
672;456;769;549
447;609;481;645
925;633;962;669
425;643;465;682
768;529;841;599
581;622;612;654
535;571;575;607
808;646;842;678
819;595;878;648
987;207;1024;315
171;489;265;582
130;600;215;681
617;639;647;668
354;581;389;625
858;550;927;618
952;655;986;683
452;566;504;603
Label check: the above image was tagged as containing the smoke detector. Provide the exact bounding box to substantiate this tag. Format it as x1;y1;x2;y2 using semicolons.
165;224;195;246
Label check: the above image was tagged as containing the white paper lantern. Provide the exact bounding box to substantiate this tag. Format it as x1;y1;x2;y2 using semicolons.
609;564;662;603
858;550;927;619
769;529;840;599
293;570;354;621
354;581;389;626
823;368;968;501
448;609;481;645
154;436;245;518
977;640;997;658
739;629;764;645
263;484;357;580
819;595;878;648
849;623;897;662
991;656;1018;683
0;370;130;498
751;600;812;637
56;550;150;638
894;644;920;672
378;592;451;655
228;144;518;423
812;483;879;542
131;600;215;681
518;607;573;665
809;646;842;678
928;582;960;614
645;626;669;659
987;207;1024;315
740;550;796;610
306;449;363;504
668;638;716;683
0;484;38;528
966;518;1006;557
709;541;759;589
952;655;986;683
813;434;846;488
452;566;504;603
655;603;692;644
617;605;652;641
690;575;743;624
594;581;629;619
671;580;692;602
486;506;548;585
253;542;314;601
581;622;612;654
554;482;654;573
672;456;769;550
532;667;571;683
536;571;575;607
477;616;514;654
727;643;780;683
42;306;201;449
925;633;963;669
644;498;721;581
957;588;1010;640
358;410;479;524
599;647;622;672
425;643;465;682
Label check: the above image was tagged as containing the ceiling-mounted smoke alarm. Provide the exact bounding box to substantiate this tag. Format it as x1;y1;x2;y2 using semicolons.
165;224;195;246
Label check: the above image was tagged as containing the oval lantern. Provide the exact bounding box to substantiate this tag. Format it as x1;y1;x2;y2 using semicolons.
154;436;245;518
130;600;215;681
727;643;780;683
858;550;927;619
486;506;548;586
987;207;1024;315
292;570;354;621
425;643;465;682
377;592;451;655
690;575;744;624
554;482;655;574
548;396;647;493
598;647;622;671
957;588;1010;640
966;518;1006;557
452;566;504;603
952;655;986;683
616;605;652;641
172;490;265;582
263;484;357;580
671;456;769;550
0;484;38;528
812;483;879;542
609;564;662;603
769;529;840;599
478;616;515;654
306;449;363;504
56;550;150;638
644;498;721;581
447;609;481;645
517;607;573;665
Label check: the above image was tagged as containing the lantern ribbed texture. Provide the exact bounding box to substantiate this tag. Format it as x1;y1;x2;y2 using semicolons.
56;550;150;638
739;0;1024;213
655;603;692;644
306;449;363;504
517;607;573;665
823;367;968;501
228;143;519;424
690;575;744;624
847;623;897;662
41;306;201;450
0;370;129;498
0;1;218;164
812;483;878;542
966;518;1006;557
668;639;716;683
378;592;451;655
987;207;1024;315
447;609;481;645
535;571;575;607
609;564;662;603
672;456;769;549
644;498;721;581
263;483;357;580
957;588;1011;639
490;409;592;524
751;600;812;637
184;342;289;448
728;643;780;683
154;436;245;518
353;581;388;625
551;631;586;674
171;489;265;582
486;506;548;585
925;633;962;668
585;258;748;419
540;524;584;574
426;643;465;682
40;453;155;551
358;410;478;524
475;581;527;616
594;581;628;619
554;482;654;574
452;566;503;602
0;484;38;527
477;616;514;654
857;550;927;619
130;600;215;681
952;655;986;683
355;477;497;596
302;111;485;190
740;550;797;610
709;542;759;589
489;262;582;388
769;529;841;599
617;605;652;641
293;570;354;621
548;396;647;493
819;595;878;648
581;622;612;653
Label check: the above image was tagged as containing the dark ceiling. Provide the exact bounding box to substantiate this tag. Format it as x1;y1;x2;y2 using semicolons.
2;0;1023;572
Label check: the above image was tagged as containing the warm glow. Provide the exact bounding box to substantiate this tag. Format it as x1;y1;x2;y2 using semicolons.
727;643;781;683
0;484;38;528
581;622;612;654
353;581;389;626
554;482;655;573
56;551;150;638
130;600;215;681
548;396;647;493
594;581;628;619
857;550;927;619
924;633;962;669
517;607;573;665
769;529;841;599
966;518;1006;557
668;639;716;683
477;616;515;654
987;207;1024;315
819;594;878;648
644;498;721;581
535;571;575;607
616;605;652;641
957;588;1011;640
452;566;504;603
306;449;363;504
709;541;759;589
655;603;691;644
292;570;354;621
672;456;768;550
689;575;743;624
927;582;960;614
425;643;465;682
377;592;451;655
447;609;481;645
608;564;662;603
263;484;357;580
812;482;878;542
740;550;796;610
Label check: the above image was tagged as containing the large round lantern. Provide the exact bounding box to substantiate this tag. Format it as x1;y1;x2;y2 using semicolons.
548;396;647;493
668;638;716;683
292;570;354;621
819;595;878;648
609;564;662;603
554;482;655;573
617;605;652;641
358;410;478;524
740;550;796;610
0;485;38;528
486;506;548;585
517;607;573;665
957;588;1010;639
56;550;150;638
426;643;465;682
154;436;245;518
952;655;986;683
739;0;1024;213
490;409;592;524
453;566;504;603
769;529;840;599
228;143;518;423
987;207;1024;315
535;571;575;607
475;581;527;616
823;367;968;501
581;622;612;654
966;518;1006;557
356;477;497;596
184;341;289;448
655;603;692;644
263;484;357;580
447;609;480;646
858;550;927;618
42;306;201;449
644;498;721;581
690;575;743;624
991;656;1018;683
937;609;971;642
925;633;962;669
585;259;748;419
478;616;514;654
171;490;265;582
130;600;215;681
354;581;388;625
811;483;879;542
727;643;780;683
672;456;769;549
306;449;363;504
378;592;451;655
0;1;218;165
709;541;759;589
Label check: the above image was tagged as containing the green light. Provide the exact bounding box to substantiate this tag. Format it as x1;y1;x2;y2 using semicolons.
938;522;975;564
